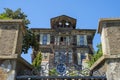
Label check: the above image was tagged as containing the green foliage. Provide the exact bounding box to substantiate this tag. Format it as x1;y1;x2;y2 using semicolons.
0;8;39;53
32;51;42;68
1;8;30;28
0;13;11;19
22;30;39;53
69;70;78;76
87;43;103;67
49;68;58;76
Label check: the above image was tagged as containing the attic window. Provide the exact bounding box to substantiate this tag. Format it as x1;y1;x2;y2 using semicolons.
65;22;69;26
59;22;62;25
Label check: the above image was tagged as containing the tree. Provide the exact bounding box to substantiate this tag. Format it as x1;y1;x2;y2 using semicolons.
0;13;11;19
32;51;42;68
87;43;103;67
0;8;39;54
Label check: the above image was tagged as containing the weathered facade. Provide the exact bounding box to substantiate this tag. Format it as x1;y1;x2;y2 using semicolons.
31;15;96;75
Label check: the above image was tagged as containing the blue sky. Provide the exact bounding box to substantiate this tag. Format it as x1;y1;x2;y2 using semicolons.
0;0;120;63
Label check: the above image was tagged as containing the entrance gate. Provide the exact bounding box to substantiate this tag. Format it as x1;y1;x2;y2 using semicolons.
16;76;106;80
16;63;106;80
17;51;106;80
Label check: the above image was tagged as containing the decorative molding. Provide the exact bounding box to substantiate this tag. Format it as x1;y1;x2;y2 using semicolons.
0;25;18;30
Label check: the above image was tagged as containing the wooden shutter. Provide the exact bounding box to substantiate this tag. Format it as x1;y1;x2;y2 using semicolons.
57;36;60;45
77;35;80;46
84;35;87;46
47;34;50;45
66;36;69;45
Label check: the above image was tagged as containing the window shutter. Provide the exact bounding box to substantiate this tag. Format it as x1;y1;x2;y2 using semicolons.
57;36;60;45
47;34;50;45
54;36;57;45
66;36;69;45
40;34;43;44
77;53;81;65
84;35;87;46
79;35;82;45
77;35;80;46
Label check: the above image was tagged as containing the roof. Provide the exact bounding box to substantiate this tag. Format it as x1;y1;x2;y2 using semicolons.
50;15;77;29
51;15;76;21
31;28;96;31
31;28;51;30
98;18;120;33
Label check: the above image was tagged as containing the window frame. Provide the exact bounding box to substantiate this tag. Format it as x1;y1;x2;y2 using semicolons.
42;34;47;45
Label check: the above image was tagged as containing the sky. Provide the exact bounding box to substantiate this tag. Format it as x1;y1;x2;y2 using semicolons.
0;0;120;63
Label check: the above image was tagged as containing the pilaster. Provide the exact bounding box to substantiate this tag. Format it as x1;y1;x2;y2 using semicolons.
0;19;25;80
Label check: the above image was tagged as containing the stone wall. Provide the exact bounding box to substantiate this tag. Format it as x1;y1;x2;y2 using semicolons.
90;55;107;76
15;29;23;55
97;18;120;80
106;58;120;80
99;20;120;55
0;60;16;80
16;57;33;76
105;26;120;55
0;24;18;55
0;20;32;80
0;58;33;80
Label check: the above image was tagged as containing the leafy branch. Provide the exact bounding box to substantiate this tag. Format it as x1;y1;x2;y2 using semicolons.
87;43;103;67
32;51;42;68
0;8;39;53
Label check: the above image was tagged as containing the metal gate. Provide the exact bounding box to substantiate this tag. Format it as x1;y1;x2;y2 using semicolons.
16;76;106;80
16;63;106;80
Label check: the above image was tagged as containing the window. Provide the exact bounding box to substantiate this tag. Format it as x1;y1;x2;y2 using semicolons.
60;37;63;42
60;36;66;45
77;35;87;46
42;34;47;45
80;35;84;46
81;53;86;60
77;53;86;65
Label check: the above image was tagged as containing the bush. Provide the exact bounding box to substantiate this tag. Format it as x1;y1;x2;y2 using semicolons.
87;44;103;67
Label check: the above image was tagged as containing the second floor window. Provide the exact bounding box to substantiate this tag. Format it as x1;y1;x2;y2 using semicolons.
42;34;47;45
77;35;87;46
80;35;84;46
40;34;50;45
